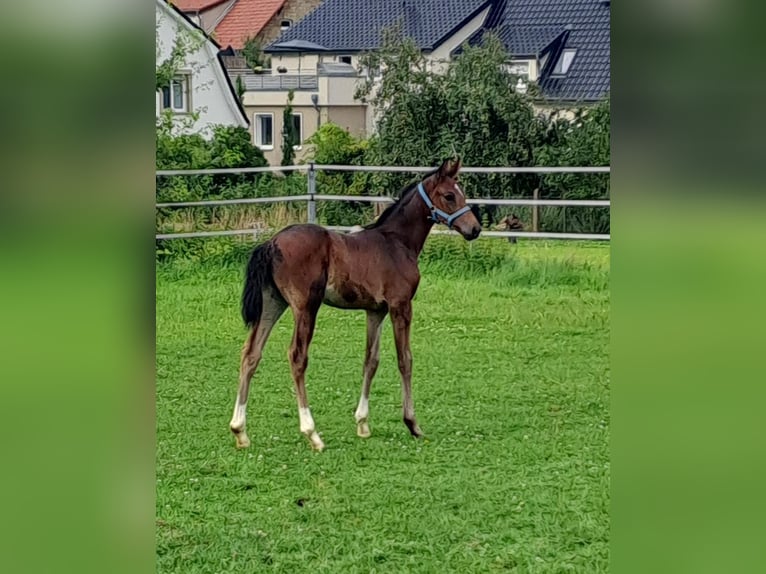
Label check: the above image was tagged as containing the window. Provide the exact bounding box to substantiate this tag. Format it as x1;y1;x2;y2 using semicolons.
254;113;274;149
280;19;292;31
552;49;577;76
504;60;531;80
338;55;352;65
160;75;190;113
288;113;303;149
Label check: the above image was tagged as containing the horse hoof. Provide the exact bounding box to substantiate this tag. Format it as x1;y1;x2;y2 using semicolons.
235;433;251;449
357;422;371;438
308;432;325;451
404;418;423;438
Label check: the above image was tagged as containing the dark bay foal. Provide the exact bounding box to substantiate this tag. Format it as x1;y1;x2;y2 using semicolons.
229;158;481;450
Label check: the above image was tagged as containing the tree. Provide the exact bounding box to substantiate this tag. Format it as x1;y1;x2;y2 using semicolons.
281;90;298;166
235;75;245;103
534;99;611;233
356;28;541;223
305;123;371;225
355;26;610;231
155;24;204;133
242;36;270;72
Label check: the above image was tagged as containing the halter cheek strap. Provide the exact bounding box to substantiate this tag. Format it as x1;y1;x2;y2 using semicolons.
417;182;472;229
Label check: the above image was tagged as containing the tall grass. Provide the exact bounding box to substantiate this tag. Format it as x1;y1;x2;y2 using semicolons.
158;235;609;293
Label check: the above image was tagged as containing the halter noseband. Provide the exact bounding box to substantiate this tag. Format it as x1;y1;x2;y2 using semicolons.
417;182;472;229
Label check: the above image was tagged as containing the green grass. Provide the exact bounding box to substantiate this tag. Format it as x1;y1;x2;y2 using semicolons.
156;240;610;573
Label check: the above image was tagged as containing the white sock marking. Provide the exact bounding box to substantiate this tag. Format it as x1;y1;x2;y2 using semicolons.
355;396;369;423
299;407;315;434
231;402;246;430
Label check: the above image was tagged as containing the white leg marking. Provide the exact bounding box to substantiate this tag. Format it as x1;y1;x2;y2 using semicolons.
299;407;315;434
230;401;250;448
299;407;324;450
354;396;369;423
231;401;247;428
355;395;371;438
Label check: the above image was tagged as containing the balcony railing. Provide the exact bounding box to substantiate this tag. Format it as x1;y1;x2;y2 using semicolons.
230;72;319;91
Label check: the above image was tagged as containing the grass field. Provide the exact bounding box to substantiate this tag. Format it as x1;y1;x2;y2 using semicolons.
156;239;610;573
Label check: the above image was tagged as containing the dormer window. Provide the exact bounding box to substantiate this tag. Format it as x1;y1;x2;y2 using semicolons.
339;55;352;65
552;49;577;76
280;19;292;31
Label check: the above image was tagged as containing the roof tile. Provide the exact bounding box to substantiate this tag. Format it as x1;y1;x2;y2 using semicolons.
172;0;229;12
215;0;287;50
267;0;490;52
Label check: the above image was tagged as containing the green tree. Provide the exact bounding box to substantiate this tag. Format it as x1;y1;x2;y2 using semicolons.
534;99;610;232
356;26;610;232
242;36;270;72
305;123;371;225
356;28;541;223
281;90;298;166
155;25;204;133
235;75;245;103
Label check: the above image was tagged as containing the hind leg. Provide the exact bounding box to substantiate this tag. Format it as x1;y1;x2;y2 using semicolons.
230;289;285;448
289;305;324;451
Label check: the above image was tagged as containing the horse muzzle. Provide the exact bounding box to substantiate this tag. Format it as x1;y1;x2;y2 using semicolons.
460;224;481;241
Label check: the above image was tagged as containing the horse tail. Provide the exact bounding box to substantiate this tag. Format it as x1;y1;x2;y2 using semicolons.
242;241;278;328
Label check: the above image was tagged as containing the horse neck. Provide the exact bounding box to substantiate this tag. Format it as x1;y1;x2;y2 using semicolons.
376;191;434;255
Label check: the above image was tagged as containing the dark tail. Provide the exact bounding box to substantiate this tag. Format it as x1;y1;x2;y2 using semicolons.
242;241;278;328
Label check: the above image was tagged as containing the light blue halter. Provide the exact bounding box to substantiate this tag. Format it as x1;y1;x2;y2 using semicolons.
417;182;472;229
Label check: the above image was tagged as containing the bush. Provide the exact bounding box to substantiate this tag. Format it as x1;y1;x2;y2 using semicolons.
305;123;375;226
156;125;304;261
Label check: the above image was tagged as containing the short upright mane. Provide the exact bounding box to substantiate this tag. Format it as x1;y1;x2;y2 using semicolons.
363;167;439;230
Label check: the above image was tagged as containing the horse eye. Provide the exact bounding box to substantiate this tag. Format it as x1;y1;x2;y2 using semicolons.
444;193;455;202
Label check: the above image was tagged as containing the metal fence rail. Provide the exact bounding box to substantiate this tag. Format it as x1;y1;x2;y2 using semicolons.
156;163;610;241
156;164;610;176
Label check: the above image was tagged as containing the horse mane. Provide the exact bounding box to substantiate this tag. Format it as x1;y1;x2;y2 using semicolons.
363;167;439;230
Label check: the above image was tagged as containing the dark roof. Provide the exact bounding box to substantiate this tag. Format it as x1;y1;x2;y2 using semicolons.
265;0;492;53
463;0;610;102
496;24;568;57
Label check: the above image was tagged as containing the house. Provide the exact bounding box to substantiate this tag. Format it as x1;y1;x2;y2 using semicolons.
235;0;497;164
457;0;611;105
228;0;610;163
156;0;248;137
172;0;322;50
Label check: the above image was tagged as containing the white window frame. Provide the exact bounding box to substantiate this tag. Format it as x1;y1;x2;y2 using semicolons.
161;73;191;114
551;49;577;76
253;113;274;150
504;60;531;80
290;112;303;150
280;19;292;31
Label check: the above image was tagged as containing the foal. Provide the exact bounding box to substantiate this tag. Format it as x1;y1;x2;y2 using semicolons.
229;158;481;450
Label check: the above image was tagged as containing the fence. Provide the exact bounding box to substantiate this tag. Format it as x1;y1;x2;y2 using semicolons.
155;164;610;240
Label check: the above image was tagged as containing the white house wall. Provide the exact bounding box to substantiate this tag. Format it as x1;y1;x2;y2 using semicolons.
156;0;248;138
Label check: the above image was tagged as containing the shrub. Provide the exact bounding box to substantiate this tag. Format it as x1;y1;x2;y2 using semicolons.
305;123;374;226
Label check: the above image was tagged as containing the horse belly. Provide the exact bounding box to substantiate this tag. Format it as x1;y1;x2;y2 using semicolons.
323;281;381;310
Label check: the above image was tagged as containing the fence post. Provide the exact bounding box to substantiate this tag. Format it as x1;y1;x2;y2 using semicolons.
307;163;317;224
532;188;539;232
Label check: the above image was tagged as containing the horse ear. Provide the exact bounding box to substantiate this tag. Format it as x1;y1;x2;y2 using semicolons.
437;157;462;180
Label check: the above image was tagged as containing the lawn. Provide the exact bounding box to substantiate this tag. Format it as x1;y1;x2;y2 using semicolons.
156;239;610;573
